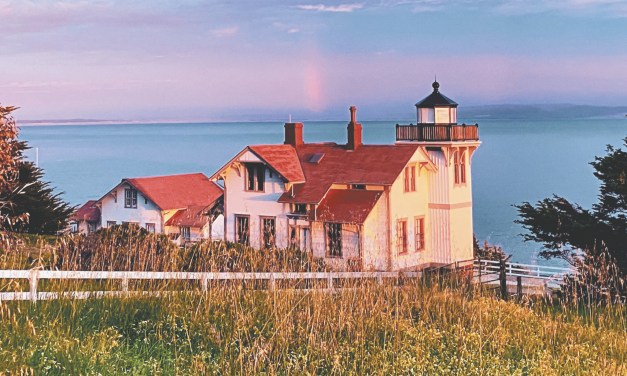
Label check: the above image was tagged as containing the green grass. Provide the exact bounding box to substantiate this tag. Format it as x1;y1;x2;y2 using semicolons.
1;277;626;375
1;229;626;374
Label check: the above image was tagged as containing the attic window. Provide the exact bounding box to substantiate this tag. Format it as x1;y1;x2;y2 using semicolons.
245;163;265;192
351;184;366;190
124;189;137;208
309;153;325;164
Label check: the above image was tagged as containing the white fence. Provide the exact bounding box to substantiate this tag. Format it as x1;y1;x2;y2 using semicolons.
0;270;421;303
474;259;574;291
0;260;576;302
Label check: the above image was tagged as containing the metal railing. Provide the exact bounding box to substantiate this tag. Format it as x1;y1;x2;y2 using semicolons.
396;123;479;142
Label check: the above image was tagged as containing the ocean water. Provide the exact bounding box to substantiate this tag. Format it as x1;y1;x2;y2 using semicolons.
18;118;627;265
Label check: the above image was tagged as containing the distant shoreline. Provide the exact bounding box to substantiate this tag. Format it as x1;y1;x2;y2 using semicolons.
18;104;627;126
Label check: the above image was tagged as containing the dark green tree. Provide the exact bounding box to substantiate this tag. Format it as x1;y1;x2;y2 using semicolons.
11;142;74;234
515;136;627;273
0;104;73;234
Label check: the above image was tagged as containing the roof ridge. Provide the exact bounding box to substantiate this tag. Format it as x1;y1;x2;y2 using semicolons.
127;172;206;180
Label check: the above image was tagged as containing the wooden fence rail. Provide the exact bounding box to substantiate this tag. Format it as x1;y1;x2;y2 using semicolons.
0;259;575;302
0;270;421;303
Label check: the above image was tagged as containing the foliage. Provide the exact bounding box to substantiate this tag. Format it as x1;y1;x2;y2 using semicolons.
51;224;327;273
1;277;627;374
561;247;625;305
180;240;327;272
11;147;74;234
55;224;179;272
515;136;627;299
473;235;506;261
0;104;28;233
0;103;72;236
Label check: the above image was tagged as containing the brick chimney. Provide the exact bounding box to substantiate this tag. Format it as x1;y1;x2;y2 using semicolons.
347;106;363;151
284;122;304;147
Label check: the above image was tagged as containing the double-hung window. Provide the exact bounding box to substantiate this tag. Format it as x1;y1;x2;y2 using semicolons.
180;226;191;241
245;164;265;192
415;217;425;251
288;225;299;249
326;223;342;257
454;151;460;185
404;166;416;192
125;189;138;208
145;223;156;234
397;220;408;254
236;215;250;246
261;217;276;249
460;151;466;184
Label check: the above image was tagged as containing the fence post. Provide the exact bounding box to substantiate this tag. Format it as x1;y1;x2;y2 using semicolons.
121;275;129;293
478;256;482;282
201;275;208;293
517;276;522;301
327;275;333;290
28;270;38;303
377;273;383;286
500;257;507;301
269;274;276;291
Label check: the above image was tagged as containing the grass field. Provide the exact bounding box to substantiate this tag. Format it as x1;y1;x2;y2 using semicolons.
1;228;626;375
1;276;627;375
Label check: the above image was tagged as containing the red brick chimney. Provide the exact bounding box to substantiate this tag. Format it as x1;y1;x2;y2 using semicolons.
347;106;362;151
284;122;304;147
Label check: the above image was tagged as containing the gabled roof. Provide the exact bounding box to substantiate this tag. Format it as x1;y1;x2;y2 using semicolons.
317;190;382;224
210;145;306;183
277;143;420;204
164;205;208;228
72;200;100;222
415;81;458;108
249;145;306;183
98;173;223;211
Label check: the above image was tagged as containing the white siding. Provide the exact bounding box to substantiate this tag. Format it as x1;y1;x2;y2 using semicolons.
361;190;389;271
100;183;164;233
224;163;289;248
427;150;451;265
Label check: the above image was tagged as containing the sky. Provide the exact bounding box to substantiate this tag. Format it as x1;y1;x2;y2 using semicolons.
1;0;627;121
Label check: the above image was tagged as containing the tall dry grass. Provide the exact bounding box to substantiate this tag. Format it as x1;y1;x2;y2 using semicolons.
0;226;626;374
0;275;626;375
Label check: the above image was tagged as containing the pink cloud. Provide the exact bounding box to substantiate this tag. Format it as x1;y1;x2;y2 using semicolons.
211;26;239;37
296;3;363;12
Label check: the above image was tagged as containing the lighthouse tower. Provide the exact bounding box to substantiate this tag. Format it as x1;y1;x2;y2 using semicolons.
396;81;481;265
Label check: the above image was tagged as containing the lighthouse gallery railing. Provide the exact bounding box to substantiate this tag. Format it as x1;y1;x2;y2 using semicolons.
396;123;479;142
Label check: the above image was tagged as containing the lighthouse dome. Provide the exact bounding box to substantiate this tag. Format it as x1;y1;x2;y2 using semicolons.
415;80;458;124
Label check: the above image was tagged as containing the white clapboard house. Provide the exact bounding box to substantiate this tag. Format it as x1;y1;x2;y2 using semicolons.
94;173;223;244
210;81;481;271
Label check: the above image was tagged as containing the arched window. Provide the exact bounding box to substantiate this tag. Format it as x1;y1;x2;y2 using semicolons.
460;151;466;183
453;151;460;184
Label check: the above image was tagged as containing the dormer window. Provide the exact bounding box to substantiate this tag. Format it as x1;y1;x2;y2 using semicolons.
292;203;307;215
245;163;265;192
124;189;137;208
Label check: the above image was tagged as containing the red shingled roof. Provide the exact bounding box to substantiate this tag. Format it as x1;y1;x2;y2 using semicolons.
72;200;100;222
164;205;208;228
209;145;305;183
124;173;223;210
317;190;382;224
278;144;419;204
249;145;306;183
